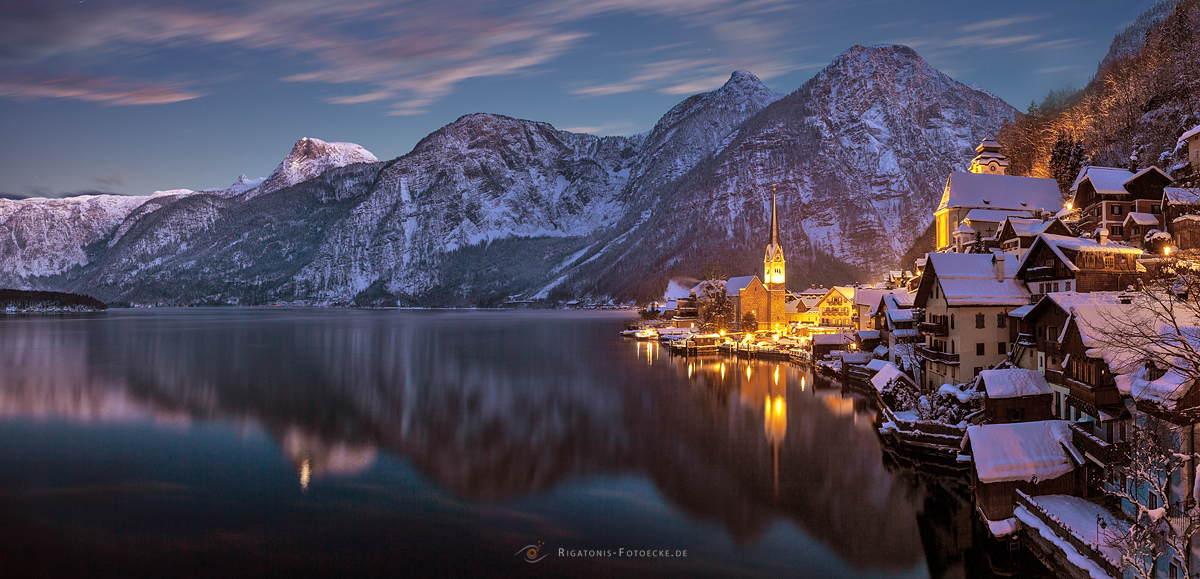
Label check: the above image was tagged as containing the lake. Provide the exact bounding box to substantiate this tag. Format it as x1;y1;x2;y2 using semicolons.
0;309;954;578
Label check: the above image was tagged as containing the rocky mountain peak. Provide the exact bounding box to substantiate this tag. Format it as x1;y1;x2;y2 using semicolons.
250;137;378;198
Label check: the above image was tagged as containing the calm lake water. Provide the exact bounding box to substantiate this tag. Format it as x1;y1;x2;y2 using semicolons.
0;309;953;578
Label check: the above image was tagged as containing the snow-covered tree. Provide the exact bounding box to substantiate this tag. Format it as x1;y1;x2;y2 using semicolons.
697;280;732;332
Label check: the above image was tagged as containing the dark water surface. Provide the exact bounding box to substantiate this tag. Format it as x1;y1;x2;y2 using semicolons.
0;309;934;578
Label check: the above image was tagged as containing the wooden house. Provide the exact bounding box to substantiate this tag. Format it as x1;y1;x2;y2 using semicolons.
1070;166;1171;241
978;368;1053;424
966;421;1084;523
1014;232;1143;298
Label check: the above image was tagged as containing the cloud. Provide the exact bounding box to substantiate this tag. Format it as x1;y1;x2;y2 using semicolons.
0;75;201;105
959;15;1047;33
559;120;638;135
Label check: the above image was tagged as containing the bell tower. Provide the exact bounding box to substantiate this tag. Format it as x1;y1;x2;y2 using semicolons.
969;137;1009;175
763;190;786;291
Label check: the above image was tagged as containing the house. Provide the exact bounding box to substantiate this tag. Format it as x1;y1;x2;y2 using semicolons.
1014;232;1144;298
1122;212;1163;249
978;368;1054;424
1069;165;1172;241
913;252;1028;390
816;286;855;329
812;333;855;361
934;139;1062;253
671;290;700;328
854;288;904;331
965;420;1084;523
996;217;1072;259
877;293;920;368
1164;187;1200;251
1009;292;1132;420
1176;124;1200;183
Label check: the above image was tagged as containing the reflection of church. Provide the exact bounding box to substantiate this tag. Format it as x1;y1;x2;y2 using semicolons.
728;193;788;331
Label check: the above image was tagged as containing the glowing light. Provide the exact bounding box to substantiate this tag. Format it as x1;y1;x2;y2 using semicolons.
300;455;311;491
774;366;779;385
719;330;726;337
1066;202;1072;211
720;363;725;379
1166;246;1172;256
747;366;752;380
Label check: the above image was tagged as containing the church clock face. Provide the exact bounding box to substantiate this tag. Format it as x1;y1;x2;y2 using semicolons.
988;162;998;173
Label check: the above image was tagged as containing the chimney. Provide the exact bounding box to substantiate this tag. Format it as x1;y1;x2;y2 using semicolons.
992;251;1006;282
1098;228;1109;245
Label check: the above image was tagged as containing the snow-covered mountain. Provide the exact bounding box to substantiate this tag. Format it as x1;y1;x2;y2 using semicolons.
2;45;1016;305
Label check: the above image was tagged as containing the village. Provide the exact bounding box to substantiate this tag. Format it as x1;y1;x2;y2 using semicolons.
625;126;1200;579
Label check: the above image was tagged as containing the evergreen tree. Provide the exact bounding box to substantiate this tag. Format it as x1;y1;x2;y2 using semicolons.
1049;136;1087;194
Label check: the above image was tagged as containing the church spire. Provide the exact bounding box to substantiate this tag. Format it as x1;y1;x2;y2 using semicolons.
770;190;780;247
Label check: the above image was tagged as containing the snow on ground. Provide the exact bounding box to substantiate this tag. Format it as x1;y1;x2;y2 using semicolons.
1014;503;1119;579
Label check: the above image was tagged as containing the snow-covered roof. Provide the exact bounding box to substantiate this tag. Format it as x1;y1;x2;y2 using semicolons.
979;368;1052;399
870;362;911;392
939;172;1062;214
1123;212;1159;226
818;286;855;304
1175;214;1200;224
866;359;889;371
1179;124;1200;143
1007;304;1034;318
785;299;804;314
1018;233;1143;276
1071;166;1131;194
1045;291;1131;313
813;333;855;345
1124;166;1171;187
855;288;901;312
886;308;915;324
1003;217;1055;237
725;276;758;296
857;330;880;340
965;209;1032;223
892;328;920;338
923;252;1028;307
1164;187;1200;205
967;421;1081;484
885;293;916;309
953;222;975;235
800;296;822;309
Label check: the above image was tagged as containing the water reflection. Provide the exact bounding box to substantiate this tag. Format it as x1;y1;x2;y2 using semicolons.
0;310;924;576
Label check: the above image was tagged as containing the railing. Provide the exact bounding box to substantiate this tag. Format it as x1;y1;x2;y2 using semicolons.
1069;422;1115;464
916;344;959;364
1014;490;1123;579
1039;341;1061;356
1045;368;1064;384
919;320;948;336
1016;333;1037;346
1062;375;1122;408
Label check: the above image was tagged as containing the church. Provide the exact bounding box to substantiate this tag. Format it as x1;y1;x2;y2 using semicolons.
728;193;788;331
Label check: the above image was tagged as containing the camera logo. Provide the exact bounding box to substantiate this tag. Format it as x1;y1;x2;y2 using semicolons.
515;541;550;563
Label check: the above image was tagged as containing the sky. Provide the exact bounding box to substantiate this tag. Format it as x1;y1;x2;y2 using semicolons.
0;0;1162;198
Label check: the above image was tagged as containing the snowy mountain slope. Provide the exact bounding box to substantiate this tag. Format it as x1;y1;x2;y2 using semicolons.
7;45;1016;305
562;45;1016;297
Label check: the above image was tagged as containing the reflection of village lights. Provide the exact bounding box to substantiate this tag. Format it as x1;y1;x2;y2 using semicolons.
774;397;784;415
747;365;752;380
774;366;779;385
801;376;806;391
300;455;312;491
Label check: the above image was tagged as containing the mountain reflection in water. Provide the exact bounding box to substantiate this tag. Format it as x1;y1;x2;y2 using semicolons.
0;309;927;578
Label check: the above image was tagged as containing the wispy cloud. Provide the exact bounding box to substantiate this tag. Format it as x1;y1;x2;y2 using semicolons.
0;75;201;105
560;120;638;135
960;15;1047;33
0;0;820;113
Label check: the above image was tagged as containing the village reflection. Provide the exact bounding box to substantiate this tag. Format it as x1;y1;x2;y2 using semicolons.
0;311;925;576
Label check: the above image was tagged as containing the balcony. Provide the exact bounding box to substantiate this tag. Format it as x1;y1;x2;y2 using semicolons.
1069;422;1126;465
1062;375;1122;408
1039;341;1061;356
919;320;948;336
1045;368;1064;384
916;344;959;364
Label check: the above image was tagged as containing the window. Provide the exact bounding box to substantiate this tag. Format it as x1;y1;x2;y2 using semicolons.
951;341;956;354
1052;282;1060;292
1152;204;1161;214
1112;205;1122;215
1048;326;1058;341
974;366;982;376
1112;225;1124;237
1150;492;1160;510
1053;392;1060;417
950;315;955;329
997;314;1006;328
999;342;1007;355
975;314;985;328
1104;255;1115;268
976;342;985;356
1007;408;1025;422
1065;281;1071;292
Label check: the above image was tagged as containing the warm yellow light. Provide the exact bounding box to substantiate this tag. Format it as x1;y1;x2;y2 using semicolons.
719;330;726;336
747;366;752;380
1166;246;1172;256
774;397;784;415
300;455;311;491
1066;202;1072;210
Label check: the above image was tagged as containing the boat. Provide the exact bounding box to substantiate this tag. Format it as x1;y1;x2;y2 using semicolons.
632;329;658;341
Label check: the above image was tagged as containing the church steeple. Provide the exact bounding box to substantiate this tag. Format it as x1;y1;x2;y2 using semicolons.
763;189;785;290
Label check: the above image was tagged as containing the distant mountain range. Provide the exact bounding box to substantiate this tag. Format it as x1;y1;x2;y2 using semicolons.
0;44;1015;306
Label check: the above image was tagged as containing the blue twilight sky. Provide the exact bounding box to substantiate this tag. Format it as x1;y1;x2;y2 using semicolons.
0;0;1160;197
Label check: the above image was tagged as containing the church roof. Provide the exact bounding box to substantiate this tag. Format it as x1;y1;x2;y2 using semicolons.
726;276;760;296
938;172;1062;214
